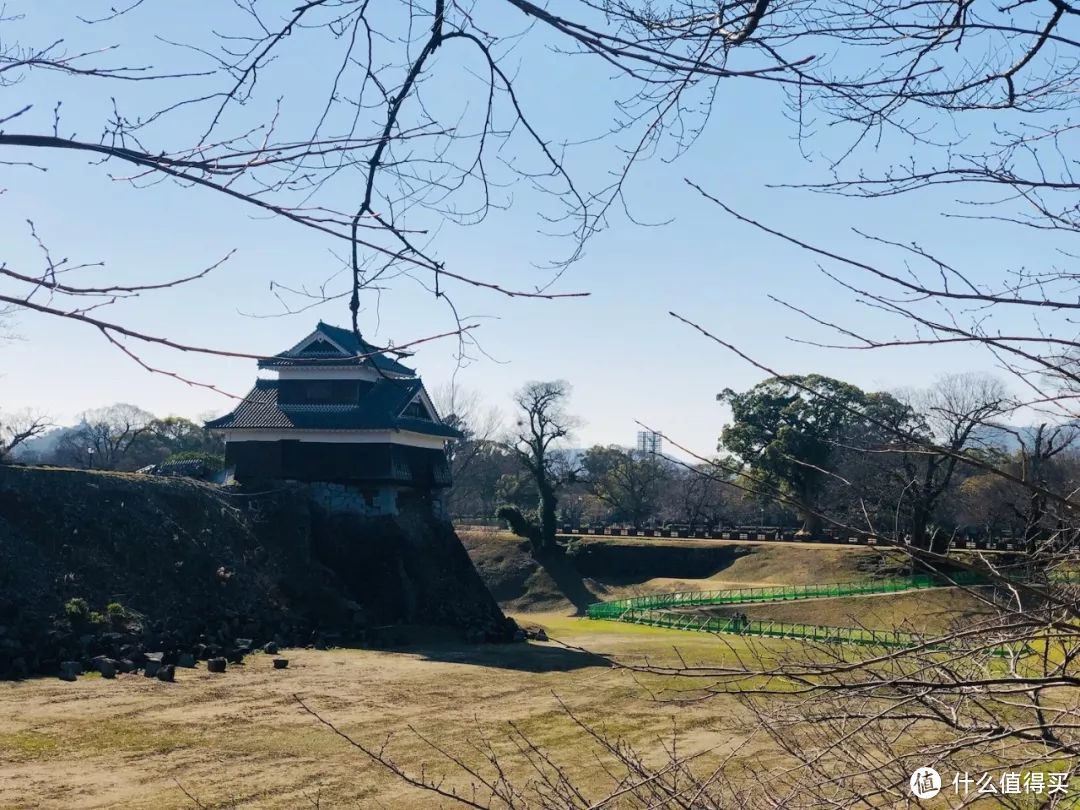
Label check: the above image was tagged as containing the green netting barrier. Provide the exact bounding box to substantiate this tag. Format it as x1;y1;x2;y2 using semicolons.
585;572;988;619
611;608;1024;656
585;571;1049;655
616;608;927;648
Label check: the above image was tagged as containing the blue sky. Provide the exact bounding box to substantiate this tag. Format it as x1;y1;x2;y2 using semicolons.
1;2;1064;455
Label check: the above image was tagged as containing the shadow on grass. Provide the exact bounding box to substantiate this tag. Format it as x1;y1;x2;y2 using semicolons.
338;622;606;672
394;640;606;673
534;552;597;617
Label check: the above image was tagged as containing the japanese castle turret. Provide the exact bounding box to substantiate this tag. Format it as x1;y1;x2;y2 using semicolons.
206;322;461;515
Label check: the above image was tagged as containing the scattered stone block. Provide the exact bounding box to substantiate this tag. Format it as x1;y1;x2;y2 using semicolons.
59;661;81;681
117;659;135;674
535;629;548;642
94;658;117;679
273;658;289;670
177;653;195;668
207;657;227;673
263;641;279;655
156;664;175;682
143;660;161;678
60;661;82;680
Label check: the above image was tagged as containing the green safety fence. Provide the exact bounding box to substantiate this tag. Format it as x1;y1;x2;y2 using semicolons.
617;608;925;648
612;608;1024;656
584;572;989;619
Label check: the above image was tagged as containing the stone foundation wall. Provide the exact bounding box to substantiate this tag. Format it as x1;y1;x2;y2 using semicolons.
307;481;450;521
0;466;511;679
307;481;399;516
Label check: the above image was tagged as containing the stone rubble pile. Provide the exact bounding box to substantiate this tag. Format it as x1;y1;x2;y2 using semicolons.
51;634;297;683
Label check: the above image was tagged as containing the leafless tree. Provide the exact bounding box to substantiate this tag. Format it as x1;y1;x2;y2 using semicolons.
4;4;1078;381
0;408;51;461
0;304;17;341
296;693;760;809
0;0;828;386
635;326;1080;806
647;8;1080;790
666;464;736;530
1012;425;1080;554
959;424;1080;553
502;380;578;554
432;384;503;476
887;374;1012;552
431;383;506;517
56;403;154;470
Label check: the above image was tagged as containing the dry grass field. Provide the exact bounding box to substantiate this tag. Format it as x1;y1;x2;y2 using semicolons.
0;617;784;809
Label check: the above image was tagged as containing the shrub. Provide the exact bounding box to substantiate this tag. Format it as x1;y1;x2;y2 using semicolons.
63;598;89;620
162;451;226;472
63;598;106;628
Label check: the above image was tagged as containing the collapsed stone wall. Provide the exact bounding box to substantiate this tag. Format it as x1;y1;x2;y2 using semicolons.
0;466;510;679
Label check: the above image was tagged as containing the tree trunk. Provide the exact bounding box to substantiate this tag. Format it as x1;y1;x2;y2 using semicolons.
910;503;930;550
927;531;951;556
798;509;823;536
538;483;559;554
1023;489;1047;555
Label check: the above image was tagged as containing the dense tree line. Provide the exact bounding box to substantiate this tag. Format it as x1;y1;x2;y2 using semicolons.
1;404;223;472
446;373;1078;556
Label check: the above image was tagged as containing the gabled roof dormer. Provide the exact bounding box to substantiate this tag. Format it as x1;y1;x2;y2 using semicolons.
296;337;344;357
258;321;416;376
398;385;440;424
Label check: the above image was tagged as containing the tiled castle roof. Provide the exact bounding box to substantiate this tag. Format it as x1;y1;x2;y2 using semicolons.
204;378;463;439
257;321;415;375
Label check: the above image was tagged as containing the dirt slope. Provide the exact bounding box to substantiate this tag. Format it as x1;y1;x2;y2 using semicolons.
461;529;901;614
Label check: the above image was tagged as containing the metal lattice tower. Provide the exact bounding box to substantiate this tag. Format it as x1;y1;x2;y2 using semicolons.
636;430;662;455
